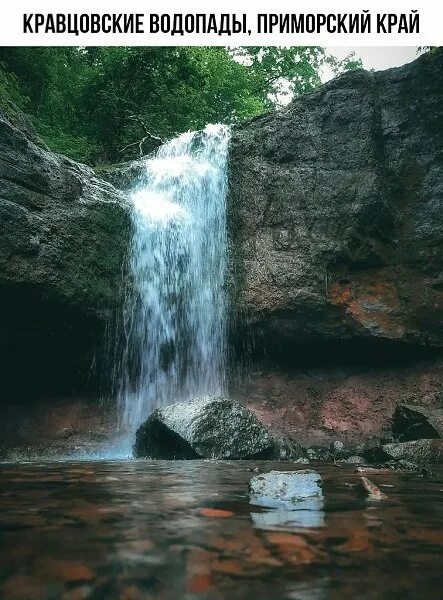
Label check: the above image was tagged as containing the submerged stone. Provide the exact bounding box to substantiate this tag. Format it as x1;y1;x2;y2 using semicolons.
359;476;387;501
249;470;323;503
133;396;273;459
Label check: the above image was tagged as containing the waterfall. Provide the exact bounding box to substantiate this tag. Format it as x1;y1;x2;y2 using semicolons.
116;124;230;437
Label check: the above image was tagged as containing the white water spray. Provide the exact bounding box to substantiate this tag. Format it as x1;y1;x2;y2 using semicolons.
116;124;230;436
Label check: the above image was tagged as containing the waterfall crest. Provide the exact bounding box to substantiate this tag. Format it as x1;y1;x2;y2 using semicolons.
116;124;230;436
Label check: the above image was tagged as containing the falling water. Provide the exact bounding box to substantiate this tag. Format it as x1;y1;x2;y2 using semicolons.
116;124;230;436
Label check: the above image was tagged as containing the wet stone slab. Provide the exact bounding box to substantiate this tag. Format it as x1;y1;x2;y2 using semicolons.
0;460;442;599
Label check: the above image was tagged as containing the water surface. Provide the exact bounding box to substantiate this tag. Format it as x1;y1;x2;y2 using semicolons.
0;461;441;599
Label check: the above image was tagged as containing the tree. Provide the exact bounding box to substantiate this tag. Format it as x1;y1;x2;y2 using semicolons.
0;46;362;164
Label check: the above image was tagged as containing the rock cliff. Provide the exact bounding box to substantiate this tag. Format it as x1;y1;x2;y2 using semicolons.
228;50;443;445
0;108;130;395
229;49;443;349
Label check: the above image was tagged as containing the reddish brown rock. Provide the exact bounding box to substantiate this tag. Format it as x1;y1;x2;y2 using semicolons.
232;357;443;446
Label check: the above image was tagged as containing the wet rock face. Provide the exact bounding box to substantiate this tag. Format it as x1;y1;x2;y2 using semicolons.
133;396;274;459
0;107;131;394
0;397;116;460
229;50;443;348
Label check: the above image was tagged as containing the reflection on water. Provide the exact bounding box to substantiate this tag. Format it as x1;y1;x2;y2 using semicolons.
0;460;442;599
251;496;325;530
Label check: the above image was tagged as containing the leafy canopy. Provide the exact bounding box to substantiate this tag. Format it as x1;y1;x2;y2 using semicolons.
0;46;361;164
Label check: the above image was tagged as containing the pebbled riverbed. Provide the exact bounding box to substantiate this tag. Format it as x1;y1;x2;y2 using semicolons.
0;461;442;599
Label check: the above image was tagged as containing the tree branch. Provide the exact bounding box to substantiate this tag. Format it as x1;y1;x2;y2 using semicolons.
118;113;165;158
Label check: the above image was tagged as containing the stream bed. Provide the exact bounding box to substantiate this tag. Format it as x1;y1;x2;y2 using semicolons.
0;460;442;599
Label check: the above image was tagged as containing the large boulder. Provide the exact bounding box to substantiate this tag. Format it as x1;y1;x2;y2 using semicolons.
133;396;274;459
229;50;443;349
392;404;443;441
0;107;131;394
382;439;443;465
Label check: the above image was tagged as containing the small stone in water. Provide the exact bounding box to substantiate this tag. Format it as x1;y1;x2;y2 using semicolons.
249;470;323;503
359;477;387;501
246;466;261;473
199;508;234;518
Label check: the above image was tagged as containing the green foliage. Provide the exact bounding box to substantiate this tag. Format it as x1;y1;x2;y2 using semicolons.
232;47;325;104
37;123;101;163
0;62;25;108
0;46;362;165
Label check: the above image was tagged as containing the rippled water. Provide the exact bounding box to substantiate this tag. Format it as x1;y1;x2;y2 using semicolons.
0;461;441;599
115;125;230;440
